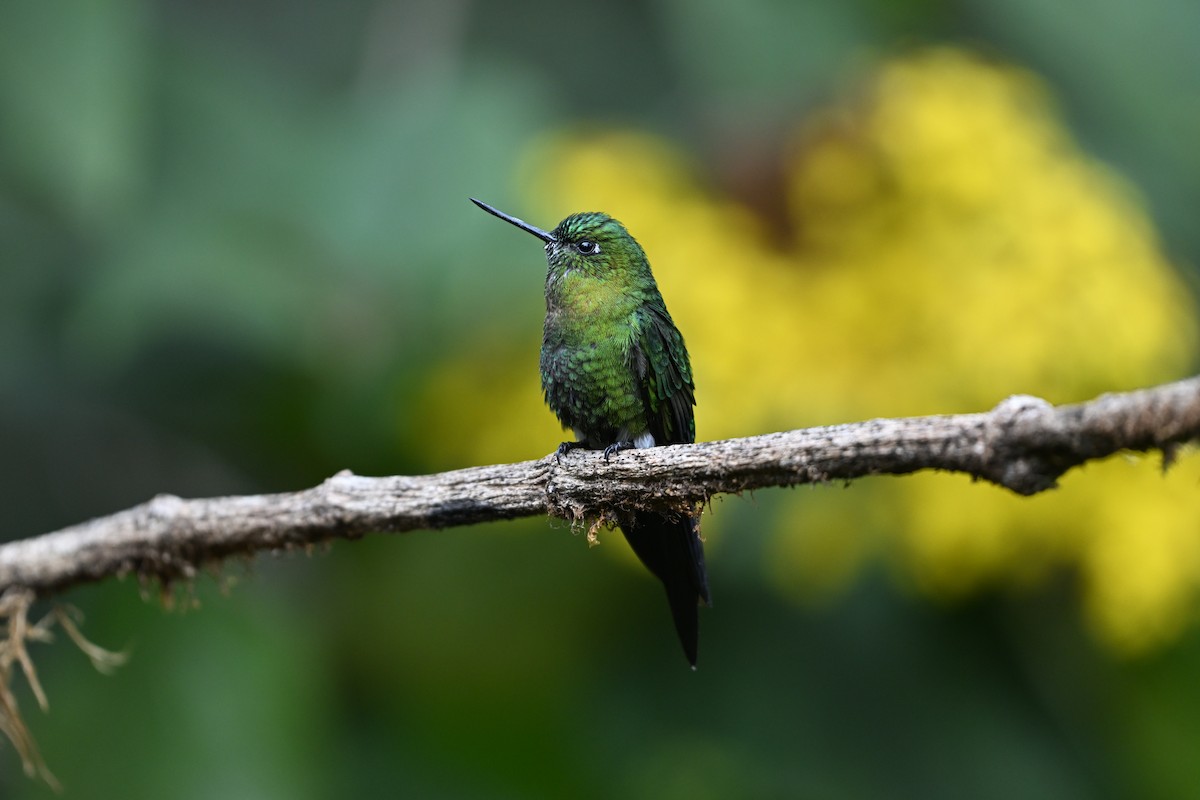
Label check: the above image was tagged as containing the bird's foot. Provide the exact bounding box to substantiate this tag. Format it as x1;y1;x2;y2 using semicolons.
555;441;586;463
602;440;635;463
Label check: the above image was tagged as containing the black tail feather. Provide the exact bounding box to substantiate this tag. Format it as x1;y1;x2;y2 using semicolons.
621;511;710;667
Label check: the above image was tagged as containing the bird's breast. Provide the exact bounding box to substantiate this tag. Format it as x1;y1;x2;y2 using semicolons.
540;324;644;442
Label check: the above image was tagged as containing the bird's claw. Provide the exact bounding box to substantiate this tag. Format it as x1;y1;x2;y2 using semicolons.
554;440;635;463
555;441;585;463
602;441;635;463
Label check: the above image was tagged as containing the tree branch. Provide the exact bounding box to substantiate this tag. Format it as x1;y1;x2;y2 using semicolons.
0;375;1198;781
2;376;1198;599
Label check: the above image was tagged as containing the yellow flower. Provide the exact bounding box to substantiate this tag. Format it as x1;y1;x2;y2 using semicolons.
421;48;1198;655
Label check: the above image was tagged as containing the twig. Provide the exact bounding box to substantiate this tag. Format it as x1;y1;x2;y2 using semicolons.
0;590;60;788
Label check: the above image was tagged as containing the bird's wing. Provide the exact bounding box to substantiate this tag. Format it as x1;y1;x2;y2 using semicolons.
632;305;696;445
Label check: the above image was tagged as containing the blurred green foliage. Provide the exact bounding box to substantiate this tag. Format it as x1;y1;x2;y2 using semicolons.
2;1;1199;798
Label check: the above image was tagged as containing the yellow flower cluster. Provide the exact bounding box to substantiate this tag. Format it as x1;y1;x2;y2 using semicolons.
421;48;1198;654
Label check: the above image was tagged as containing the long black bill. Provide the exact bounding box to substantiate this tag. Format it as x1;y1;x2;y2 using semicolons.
470;198;554;243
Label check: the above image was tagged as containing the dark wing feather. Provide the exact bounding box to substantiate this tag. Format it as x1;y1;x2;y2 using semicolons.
632;305;695;445
621;512;711;666
626;303;708;666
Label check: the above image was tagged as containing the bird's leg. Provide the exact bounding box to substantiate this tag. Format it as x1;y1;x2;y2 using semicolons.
602;440;635;463
555;440;587;463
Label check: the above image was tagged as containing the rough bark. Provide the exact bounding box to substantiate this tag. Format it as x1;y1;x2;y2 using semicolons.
2;376;1197;598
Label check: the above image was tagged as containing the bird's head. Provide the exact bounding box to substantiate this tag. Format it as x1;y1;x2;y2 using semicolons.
471;199;647;282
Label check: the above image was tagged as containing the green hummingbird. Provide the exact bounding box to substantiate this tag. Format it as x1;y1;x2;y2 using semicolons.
471;198;711;667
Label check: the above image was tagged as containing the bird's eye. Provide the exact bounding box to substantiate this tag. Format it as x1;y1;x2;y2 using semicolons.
575;240;599;255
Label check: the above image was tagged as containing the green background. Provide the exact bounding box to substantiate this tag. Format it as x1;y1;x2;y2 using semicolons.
2;1;1199;797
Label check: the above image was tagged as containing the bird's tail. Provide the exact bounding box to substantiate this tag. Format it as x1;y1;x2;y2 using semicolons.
621;511;711;667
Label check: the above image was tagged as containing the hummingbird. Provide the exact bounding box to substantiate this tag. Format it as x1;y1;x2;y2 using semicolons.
472;198;711;667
